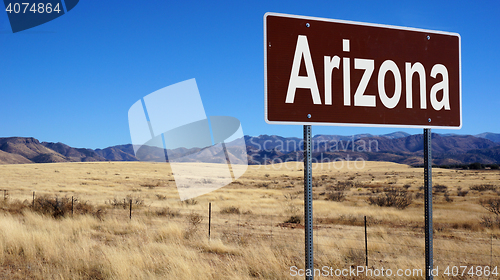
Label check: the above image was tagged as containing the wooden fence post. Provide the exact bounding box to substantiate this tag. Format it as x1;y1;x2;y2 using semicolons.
208;202;212;241
129;199;132;220
365;216;368;267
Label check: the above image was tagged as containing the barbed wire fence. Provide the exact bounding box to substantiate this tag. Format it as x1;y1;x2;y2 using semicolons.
1;188;500;271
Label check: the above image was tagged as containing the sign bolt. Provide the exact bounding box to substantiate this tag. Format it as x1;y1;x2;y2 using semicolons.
307;114;311;118
427;35;430;40
428;118;431;122
306;23;310;27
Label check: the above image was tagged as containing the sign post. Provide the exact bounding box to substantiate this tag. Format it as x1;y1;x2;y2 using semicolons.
303;125;313;279
424;128;433;279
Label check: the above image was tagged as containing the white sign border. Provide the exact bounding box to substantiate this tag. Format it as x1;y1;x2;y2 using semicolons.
264;12;462;129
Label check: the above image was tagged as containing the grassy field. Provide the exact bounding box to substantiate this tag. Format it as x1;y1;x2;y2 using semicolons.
0;161;499;279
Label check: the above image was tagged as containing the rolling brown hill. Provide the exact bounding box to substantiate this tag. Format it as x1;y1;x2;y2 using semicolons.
0;149;32;164
0;133;498;166
0;137;65;163
41;142;105;162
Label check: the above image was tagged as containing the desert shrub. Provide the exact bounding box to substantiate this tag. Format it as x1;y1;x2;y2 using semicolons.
181;198;198;206
107;196;143;209
156;206;180;217
72;198;94;214
480;215;500;228
127;195;144;206
284;215;301;224
457;190;469;197
434;184;448;193
471;184;497;192
343;249;365;266
338;214;360;226
491;164;499;170
107;198;126;208
327;180;354;192
479;198;500;216
444;192;453;203
188;212;203;226
259;182;270;188
337;180;354;190
155;194;167;200
325;191;346;202
32;195;93;218
184;212;203;239
367;187;413;209
220;206;240;214
283;193;300;215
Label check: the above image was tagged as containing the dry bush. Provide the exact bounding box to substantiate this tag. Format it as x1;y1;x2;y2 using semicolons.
107;197;127;208
155;206;180;218
0;199;30;215
479;198;500;216
444;191;453;203
325;191;346;202
106;196;144;209
471;184;497;192
367;187;413;209
324;181;353;202
155;194;167;200
316;214;364;226
433;184;448;193
480;215;500;228
283;193;300;215
32;195;93;218
343;248;365;266
338;214;361;226
188;212;203;226
457;190;469;197
259;182;270;188
183;212;203;240
181;198;198;206
331;180;354;191
220;206;240;215
284;215;301;224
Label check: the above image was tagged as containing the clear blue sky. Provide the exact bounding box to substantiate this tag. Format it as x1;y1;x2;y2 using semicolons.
1;1;499;149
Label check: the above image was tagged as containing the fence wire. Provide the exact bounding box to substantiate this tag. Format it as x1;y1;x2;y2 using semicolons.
1;189;500;269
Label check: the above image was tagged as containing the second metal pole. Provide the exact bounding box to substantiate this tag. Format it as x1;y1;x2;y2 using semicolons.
424;128;433;280
304;125;313;280
208;202;212;241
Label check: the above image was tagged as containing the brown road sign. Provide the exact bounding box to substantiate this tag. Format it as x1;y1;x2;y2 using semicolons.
264;13;461;129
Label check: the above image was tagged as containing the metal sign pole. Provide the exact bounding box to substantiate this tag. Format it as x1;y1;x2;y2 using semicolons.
424;128;433;280
303;125;314;280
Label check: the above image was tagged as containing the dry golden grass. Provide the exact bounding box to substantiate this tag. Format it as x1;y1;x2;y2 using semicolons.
0;161;499;279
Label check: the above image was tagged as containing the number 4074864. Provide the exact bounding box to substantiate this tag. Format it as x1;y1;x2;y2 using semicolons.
6;3;61;14
443;266;498;277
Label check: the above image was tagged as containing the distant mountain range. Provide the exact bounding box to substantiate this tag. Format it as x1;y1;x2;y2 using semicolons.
0;132;499;166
